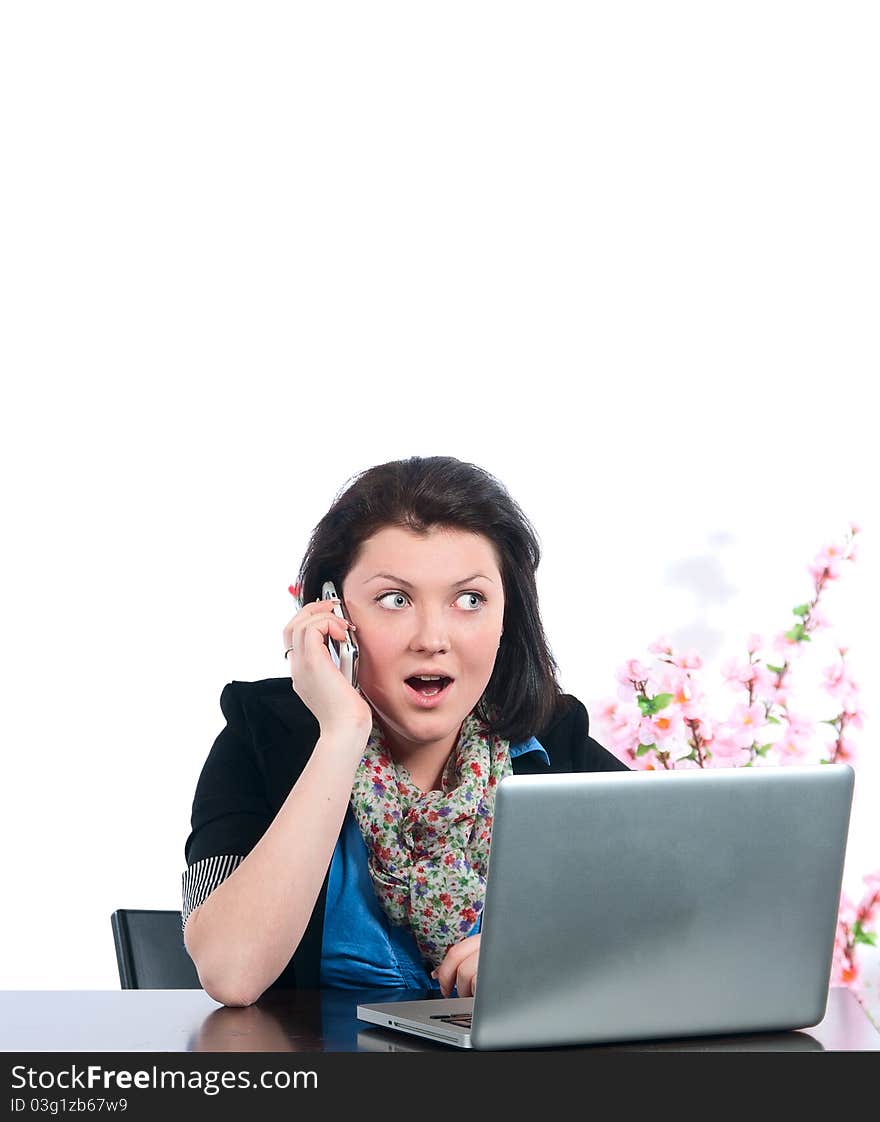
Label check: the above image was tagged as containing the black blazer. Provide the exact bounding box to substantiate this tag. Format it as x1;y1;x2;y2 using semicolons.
184;676;629;989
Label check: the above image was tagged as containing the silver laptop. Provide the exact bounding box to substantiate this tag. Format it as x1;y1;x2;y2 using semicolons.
356;764;853;1049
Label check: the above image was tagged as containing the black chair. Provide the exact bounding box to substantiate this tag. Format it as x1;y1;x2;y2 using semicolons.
111;909;202;989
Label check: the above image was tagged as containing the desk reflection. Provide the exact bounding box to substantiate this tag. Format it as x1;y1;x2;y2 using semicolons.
191;986;828;1053
192;986;429;1052
0;988;869;1052
356;1027;824;1052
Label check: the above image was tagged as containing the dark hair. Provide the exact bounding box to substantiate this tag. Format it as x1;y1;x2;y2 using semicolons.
295;455;574;743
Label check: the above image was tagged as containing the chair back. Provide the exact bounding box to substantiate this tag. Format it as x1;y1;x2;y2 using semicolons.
111;909;201;989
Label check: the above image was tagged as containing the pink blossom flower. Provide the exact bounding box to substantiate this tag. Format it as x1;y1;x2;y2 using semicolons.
603;702;643;754
849;521;861;535
831;952;860;987
769;683;792;709
653;663;689;694
808;555;843;583
808;605;831;631
648;635;675;656
747;633;764;653
775;745;808;765
772;629;800;653
706;745;750;768
706;727;750;764
721;657;756;689
774;728;811;763
727;702;767;747
671;648;703;670
863;871;880;893
605;730;634;756
766;714;815;765
653;665;706;719
787;713;816;740
838;892;858;927
751;664;780;698
616;659;650;687
609;700;642;734
820;541;847;562
844;707;865;731
596;698;619;724
639;707;686;746
832;736;858;763
821;663;860;708
832;925;849;974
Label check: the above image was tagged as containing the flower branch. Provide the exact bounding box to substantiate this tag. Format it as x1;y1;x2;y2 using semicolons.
593;522;877;1017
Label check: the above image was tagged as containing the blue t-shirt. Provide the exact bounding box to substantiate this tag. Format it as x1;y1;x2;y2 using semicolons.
320;737;550;990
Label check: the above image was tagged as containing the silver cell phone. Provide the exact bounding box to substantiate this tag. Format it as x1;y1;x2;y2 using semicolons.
321;580;359;688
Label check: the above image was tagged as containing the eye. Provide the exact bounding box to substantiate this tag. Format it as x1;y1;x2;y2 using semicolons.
376;592;409;610
456;592;486;610
374;591;487;611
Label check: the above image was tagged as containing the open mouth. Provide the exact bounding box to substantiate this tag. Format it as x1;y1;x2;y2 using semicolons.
404;676;454;703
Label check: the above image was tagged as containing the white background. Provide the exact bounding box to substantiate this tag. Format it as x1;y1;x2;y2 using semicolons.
2;2;877;1015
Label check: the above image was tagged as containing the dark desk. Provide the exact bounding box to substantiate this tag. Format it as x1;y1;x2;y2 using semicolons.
1;986;877;1052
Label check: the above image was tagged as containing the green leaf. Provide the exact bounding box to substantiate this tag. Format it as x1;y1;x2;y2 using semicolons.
755;743;773;756
677;750;697;763
853;921;878;948
766;664;785;675
820;718;840;726
636;742;656;757
637;693;673;716
784;625;805;642
792;603;811;618
766;716;781;725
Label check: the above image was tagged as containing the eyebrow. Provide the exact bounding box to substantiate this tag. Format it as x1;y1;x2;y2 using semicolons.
363;572;494;588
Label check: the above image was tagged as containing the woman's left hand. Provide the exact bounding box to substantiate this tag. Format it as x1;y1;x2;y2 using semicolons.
432;934;480;998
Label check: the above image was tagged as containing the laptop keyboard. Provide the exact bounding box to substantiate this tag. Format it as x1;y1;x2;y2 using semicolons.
430;1012;473;1028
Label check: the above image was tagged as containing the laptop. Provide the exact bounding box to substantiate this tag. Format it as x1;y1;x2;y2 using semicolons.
356;763;853;1049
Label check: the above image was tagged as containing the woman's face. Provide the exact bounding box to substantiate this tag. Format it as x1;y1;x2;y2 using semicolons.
341;525;505;753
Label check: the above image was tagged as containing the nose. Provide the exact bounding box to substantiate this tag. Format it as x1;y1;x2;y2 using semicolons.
408;606;450;654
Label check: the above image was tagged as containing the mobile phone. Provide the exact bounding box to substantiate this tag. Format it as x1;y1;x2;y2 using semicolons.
321;580;359;688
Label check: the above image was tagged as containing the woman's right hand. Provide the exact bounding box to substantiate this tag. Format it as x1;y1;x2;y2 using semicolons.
282;597;374;736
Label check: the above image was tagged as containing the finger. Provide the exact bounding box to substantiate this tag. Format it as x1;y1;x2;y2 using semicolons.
282;598;349;648
298;612;353;663
455;956;478;998
284;615;353;674
432;963;450;998
434;953;467;997
282;601;319;647
440;935;480;976
432;934;480;997
282;597;341;637
450;938;481;997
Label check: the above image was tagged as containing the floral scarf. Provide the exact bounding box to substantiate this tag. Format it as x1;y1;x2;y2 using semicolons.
349;711;513;971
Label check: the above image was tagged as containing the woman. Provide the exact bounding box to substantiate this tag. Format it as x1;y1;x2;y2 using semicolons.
182;455;628;1007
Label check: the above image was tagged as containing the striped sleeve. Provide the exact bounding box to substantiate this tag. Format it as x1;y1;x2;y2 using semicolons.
181;854;244;932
